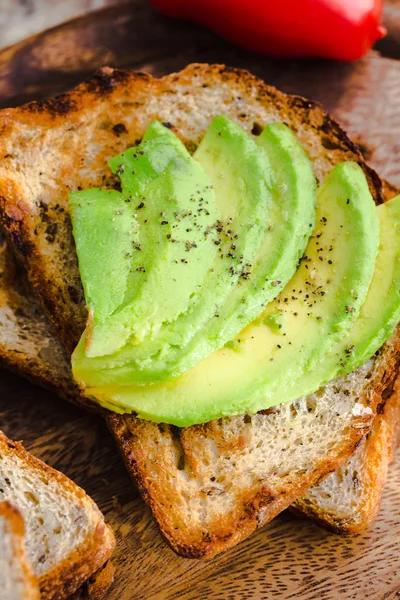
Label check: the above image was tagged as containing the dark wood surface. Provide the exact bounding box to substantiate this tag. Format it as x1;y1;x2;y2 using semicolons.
0;3;399;599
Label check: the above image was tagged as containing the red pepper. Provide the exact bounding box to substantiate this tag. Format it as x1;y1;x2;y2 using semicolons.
149;0;386;61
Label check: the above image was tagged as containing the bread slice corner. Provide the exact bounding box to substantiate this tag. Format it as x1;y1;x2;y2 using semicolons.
0;501;39;600
70;561;115;600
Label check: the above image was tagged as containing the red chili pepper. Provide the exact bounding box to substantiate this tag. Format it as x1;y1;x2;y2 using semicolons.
149;0;386;61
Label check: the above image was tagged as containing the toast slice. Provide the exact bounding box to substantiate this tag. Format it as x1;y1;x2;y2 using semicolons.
0;63;385;354
0;238;96;412
0;430;115;600
0;501;39;600
0;64;399;558
1;233;399;543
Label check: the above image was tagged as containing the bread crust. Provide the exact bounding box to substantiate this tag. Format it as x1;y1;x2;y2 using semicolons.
70;561;115;600
0;239;102;413
106;329;400;558
0;432;115;600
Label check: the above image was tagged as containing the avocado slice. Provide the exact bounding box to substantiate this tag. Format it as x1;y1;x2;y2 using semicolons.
90;122;317;383
73;115;274;381
69;189;138;327
78;162;381;426
283;193;400;400
71;121;220;358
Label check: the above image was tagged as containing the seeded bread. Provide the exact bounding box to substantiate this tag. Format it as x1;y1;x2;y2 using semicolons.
0;501;39;600
0;430;115;600
0;64;399;558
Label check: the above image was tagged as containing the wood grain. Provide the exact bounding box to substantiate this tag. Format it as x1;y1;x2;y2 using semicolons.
0;3;399;598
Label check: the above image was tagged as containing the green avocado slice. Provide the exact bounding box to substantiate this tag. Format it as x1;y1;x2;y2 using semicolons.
73;115;274;381
71;121;219;358
77;162;381;426
133;115;273;355
282;193;400;400
69;189;138;325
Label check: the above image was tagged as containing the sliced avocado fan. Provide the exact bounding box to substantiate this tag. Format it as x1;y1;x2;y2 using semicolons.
71;121;220;357
79;162;382;426
72;119;316;386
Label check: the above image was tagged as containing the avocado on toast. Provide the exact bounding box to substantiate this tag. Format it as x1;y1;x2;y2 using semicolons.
0;64;399;558
0;227;399;542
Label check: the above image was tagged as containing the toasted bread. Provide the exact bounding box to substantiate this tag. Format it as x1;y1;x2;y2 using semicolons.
0;501;39;600
0;430;115;600
1;229;399;546
0;64;399;558
0;63;384;353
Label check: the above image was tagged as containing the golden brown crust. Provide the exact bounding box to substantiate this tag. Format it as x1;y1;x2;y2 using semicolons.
290;180;400;533
0;237;104;414
0;501;39;600
0;432;115;600
70;561;115;600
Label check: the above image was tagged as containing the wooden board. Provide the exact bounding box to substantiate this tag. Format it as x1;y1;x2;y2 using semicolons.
0;3;399;598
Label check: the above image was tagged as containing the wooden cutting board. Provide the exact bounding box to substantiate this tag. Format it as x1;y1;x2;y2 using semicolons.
0;3;399;598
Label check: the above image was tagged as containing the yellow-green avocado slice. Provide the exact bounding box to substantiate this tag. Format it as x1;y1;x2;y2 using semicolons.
80;162;381;426
282;193;400;401
72;121;316;385
71;121;220;358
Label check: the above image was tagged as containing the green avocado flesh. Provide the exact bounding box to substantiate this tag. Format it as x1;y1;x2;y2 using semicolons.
72;119;316;385
74;161;386;427
289;193;400;398
72;121;220;357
